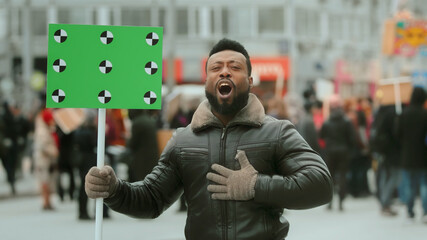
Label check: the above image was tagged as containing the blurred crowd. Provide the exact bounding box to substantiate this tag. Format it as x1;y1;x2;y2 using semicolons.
0;85;426;223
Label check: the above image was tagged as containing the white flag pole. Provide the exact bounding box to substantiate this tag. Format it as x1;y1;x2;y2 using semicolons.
393;80;403;115
95;108;106;240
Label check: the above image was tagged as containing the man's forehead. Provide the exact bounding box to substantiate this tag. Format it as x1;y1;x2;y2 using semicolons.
208;50;246;64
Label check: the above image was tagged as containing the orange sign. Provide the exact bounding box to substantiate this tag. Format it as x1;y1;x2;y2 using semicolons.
376;82;413;105
394;20;427;56
162;59;183;83
52;108;85;134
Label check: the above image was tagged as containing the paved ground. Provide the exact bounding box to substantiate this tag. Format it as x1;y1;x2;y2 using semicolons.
1;164;426;240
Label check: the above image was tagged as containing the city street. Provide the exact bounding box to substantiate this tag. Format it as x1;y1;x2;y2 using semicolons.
0;166;426;240
1;1;427;240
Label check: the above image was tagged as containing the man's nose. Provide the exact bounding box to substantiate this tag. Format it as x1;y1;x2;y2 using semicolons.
219;67;231;78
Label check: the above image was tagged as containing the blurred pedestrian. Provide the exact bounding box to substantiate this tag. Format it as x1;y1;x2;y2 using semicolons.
9;104;31;180
312;100;326;152
397;87;427;222
33;108;59;210
297;101;321;153
0;106;9;188
370;105;401;216
170;107;192;129
126;109;159;182
74;109;110;220
344;98;371;197
105;109;126;171
321;95;357;211
266;96;289;120
56;128;76;202
84;38;333;240
283;92;304;125
0;101;18;195
73;110;96;220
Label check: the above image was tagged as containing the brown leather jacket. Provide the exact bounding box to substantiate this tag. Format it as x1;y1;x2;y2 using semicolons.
105;94;333;240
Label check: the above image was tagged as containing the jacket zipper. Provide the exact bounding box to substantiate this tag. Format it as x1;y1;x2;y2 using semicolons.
220;127;228;240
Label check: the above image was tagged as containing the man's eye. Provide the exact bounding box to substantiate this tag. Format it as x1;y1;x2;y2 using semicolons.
211;67;220;71
231;66;241;70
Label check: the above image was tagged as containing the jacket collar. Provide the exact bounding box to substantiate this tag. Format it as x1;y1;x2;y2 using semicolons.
190;93;265;132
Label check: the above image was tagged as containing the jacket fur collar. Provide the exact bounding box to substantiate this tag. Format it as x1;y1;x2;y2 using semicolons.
191;93;265;132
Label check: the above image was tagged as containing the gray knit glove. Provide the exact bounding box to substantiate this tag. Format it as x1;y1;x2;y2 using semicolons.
85;165;119;199
207;150;258;201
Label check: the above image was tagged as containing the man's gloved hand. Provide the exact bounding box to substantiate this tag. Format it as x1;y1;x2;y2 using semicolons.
206;150;258;201
85;165;119;199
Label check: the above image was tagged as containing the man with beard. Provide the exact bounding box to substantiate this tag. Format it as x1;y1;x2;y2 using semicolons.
85;38;333;240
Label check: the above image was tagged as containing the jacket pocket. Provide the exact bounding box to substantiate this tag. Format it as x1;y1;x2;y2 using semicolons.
238;143;274;174
179;147;209;161
264;210;289;240
178;147;210;197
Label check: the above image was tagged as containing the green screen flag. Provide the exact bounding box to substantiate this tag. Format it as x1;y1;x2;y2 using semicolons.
47;24;163;109
46;24;163;240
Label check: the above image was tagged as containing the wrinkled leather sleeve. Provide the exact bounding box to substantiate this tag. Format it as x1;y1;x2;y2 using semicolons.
254;121;333;209
104;130;183;218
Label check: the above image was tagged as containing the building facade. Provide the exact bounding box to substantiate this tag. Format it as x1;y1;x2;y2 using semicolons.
0;0;425;111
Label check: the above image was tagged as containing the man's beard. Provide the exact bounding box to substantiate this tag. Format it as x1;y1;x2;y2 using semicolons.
205;86;250;116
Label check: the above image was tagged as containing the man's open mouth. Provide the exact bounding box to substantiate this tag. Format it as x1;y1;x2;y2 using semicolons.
219;83;232;95
217;80;233;97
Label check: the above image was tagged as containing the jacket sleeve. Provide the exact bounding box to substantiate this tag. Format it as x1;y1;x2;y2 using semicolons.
104;131;183;219
254;121;333;209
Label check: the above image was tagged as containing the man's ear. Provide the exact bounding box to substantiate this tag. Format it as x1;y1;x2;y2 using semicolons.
248;76;253;89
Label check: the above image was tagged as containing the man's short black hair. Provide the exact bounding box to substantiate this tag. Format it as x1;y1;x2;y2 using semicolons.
206;38;252;76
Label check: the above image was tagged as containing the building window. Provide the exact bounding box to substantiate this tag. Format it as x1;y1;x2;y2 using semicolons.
57;9;69;24
57;8;91;25
307;11;320;37
221;8;229;34
350;17;360;42
159;8;166;32
121;8;151;26
0;8;7;39
176;8;188;35
329;14;343;40
203;7;227;36
32;9;47;36
226;6;252;37
10;8;21;36
258;7;285;35
361;19;369;42
295;8;321;38
295;8;307;37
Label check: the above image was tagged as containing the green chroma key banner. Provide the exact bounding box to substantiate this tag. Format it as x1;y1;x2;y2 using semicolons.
46;24;163;109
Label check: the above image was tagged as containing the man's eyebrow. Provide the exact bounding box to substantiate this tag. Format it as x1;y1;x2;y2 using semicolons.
210;60;242;65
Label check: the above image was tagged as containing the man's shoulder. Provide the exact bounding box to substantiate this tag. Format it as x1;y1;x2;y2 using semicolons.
264;115;293;123
174;125;198;139
262;116;295;130
175;124;192;132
